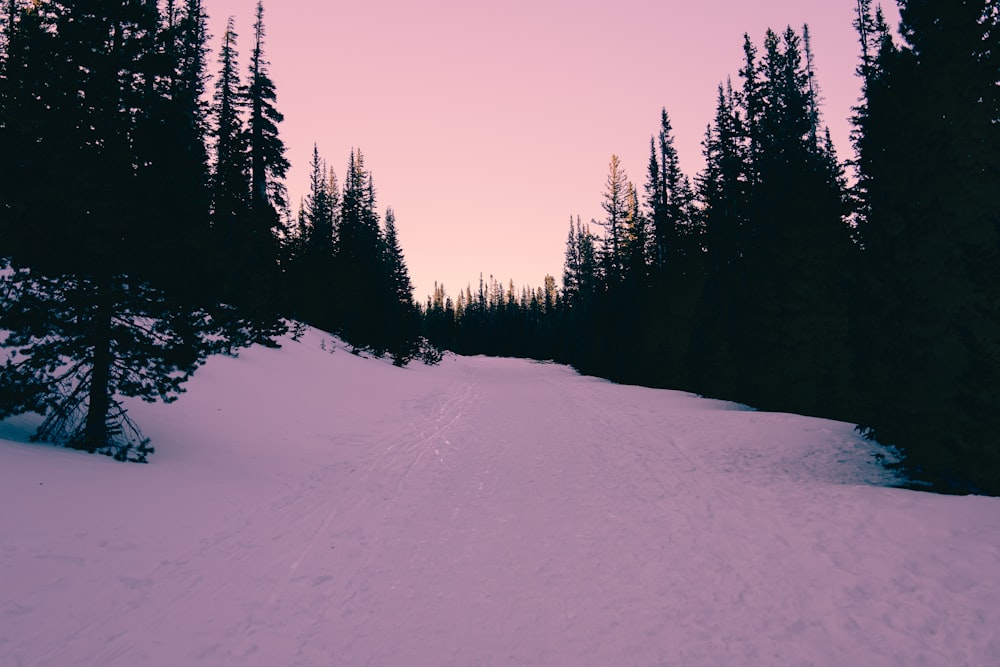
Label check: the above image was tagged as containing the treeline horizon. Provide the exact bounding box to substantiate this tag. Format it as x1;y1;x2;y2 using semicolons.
422;1;999;495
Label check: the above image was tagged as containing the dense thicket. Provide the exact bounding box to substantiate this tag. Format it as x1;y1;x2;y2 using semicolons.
0;0;421;460
282;146;423;364
852;0;999;493
422;4;999;495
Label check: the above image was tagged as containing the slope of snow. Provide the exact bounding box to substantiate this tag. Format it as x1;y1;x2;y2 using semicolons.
1;327;998;667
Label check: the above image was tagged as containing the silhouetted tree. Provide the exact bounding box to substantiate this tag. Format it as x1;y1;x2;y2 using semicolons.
597;155;631;284
0;1;260;460
247;0;288;217
210;16;250;247
854;0;999;493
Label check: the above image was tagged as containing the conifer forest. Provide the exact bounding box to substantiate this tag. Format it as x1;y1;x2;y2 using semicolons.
1;0;998;496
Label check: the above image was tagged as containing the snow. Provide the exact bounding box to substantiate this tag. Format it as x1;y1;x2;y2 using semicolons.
1;327;998;667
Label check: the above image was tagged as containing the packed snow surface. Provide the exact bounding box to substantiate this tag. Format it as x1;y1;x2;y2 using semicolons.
1;328;998;667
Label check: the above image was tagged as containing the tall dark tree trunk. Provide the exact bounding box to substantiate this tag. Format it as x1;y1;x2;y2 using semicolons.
80;280;113;452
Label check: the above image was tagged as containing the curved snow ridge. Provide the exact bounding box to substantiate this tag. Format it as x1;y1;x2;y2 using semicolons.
1;330;997;667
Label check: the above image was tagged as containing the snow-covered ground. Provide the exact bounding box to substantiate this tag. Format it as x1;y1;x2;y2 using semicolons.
1;327;998;667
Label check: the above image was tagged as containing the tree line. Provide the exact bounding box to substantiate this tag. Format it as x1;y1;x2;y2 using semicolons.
422;1;999;495
0;0;423;461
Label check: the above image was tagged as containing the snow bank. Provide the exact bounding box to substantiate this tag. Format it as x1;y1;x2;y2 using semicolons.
1;327;998;666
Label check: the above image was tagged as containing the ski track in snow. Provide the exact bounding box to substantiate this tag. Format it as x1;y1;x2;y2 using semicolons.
1;329;998;666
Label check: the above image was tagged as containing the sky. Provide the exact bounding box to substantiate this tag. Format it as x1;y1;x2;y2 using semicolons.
204;0;901;303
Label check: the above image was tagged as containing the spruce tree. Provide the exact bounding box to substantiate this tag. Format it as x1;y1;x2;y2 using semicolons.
562;216;581;306
597;155;631;284
727;26;855;416
561;216;599;311
1;1;258;460
383;207;414;308
646;108;697;272
304;144;339;256
621;181;649;285
239;0;287;339
134;0;214;295
691;80;749;400
382;207;420;363
210;16;250;247
333;149;389;352
207;9;285;343
247;0;288;217
643;108;701;388
854;0;999;492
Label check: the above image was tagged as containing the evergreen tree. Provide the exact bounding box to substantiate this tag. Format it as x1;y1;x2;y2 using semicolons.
621;181;649;285
727;26;855;416
854;0;999;492
575;220;600;303
208;9;285;343
646;108;697;271
561;216;599;313
305;145;338;255
642;108;702;388
0;1;46;251
691;80;749;399
247;0;289;210
135;0;214;295
699;80;748;280
562;216;582;306
210;16;250;245
1;0;258;460
333;149;391;353
849;1;893;238
597;155;631;283
382;207;420;364
240;1;288;337
383;207;414;307
247;0;288;217
285;143;340;329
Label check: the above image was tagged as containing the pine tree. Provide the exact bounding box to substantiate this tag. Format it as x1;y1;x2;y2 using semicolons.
854;0;999;492
134;0;214;295
247;0;288;217
330;148;398;353
0;1;40;250
562;215;581;305
698;80;748;282
303;145;340;257
285;144;335;329
642;108;701;389
597;155;631;284
239;0;288;336
691;80;749;400
210;16;250;245
849;1;893;239
562;217;599;309
382;207;420;364
646;108;697;272
207;9;285;343
1;1;259;460
383;207;414;307
735;25;854;416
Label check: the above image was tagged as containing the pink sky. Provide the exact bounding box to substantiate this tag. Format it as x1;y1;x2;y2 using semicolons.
205;0;900;302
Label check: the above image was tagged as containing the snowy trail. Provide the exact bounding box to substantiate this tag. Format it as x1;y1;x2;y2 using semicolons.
1;332;999;666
